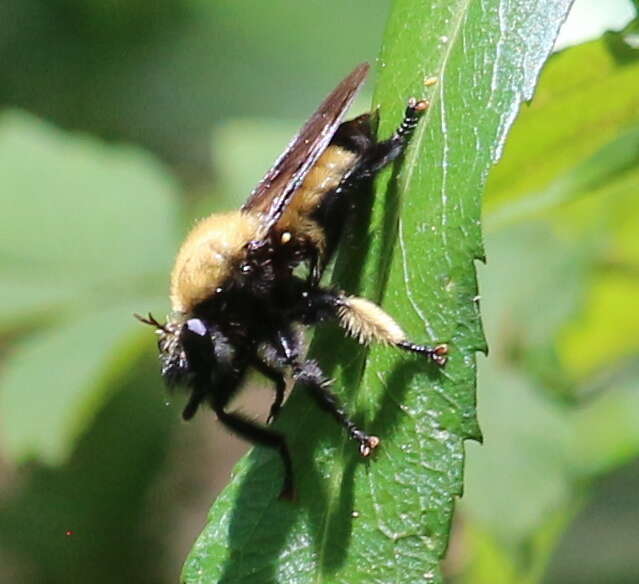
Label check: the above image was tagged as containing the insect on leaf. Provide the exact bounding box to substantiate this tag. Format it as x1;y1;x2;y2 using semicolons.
183;1;574;582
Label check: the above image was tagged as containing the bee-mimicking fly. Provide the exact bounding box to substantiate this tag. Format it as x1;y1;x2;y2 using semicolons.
136;63;447;499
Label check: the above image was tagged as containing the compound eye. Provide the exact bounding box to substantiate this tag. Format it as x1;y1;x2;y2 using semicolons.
186;318;208;337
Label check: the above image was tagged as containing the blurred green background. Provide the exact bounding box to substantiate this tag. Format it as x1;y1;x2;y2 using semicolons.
0;1;638;583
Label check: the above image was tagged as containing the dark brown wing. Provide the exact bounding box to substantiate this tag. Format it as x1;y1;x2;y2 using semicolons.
242;63;369;239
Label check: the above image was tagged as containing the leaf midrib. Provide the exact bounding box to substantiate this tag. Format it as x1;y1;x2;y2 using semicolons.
312;0;473;578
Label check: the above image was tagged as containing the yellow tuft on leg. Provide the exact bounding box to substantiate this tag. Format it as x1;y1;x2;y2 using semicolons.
337;296;406;346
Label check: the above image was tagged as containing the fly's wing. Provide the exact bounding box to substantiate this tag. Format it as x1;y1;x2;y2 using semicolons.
242;63;369;239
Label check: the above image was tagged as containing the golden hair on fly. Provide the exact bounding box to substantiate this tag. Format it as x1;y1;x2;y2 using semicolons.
170;144;358;316
136;63;446;500
170;211;261;315
336;295;407;346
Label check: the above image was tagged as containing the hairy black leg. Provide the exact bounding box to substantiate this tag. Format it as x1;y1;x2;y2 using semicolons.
292;359;379;456
360;98;429;176
271;326;378;454
252;358;287;423
308;249;323;288
394;98;429;140
182;389;206;420
396;341;448;366
214;405;295;500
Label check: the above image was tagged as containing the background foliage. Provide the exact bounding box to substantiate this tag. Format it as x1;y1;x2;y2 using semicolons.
0;1;638;583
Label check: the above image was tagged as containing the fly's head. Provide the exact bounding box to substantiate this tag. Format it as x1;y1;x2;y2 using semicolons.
135;312;234;387
135;312;189;385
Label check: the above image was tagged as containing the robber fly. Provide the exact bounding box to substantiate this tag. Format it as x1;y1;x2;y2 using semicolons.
137;63;447;499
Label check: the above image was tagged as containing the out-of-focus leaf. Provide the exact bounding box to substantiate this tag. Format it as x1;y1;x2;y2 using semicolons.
457;22;639;584
0;110;179;328
0;354;177;584
570;365;639;475
211;119;298;208
1;303;150;464
464;363;572;542
460;224;582;549
0;0;391;181
560;270;639;379
544;456;639;584
486;125;639;230
479;27;639;388
484;35;639;216
0;110;180;463
462;506;577;584
183;1;572;583
555;179;639;378
479;223;589;352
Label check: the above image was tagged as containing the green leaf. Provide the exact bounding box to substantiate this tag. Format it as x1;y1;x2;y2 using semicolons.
463;362;573;543
1;0;391;180
486;125;639;230
477;30;639;381
554;168;639;379
0;110;179;327
484;35;639;219
0;302;151;464
0;111;180;463
211;119;299;207
457;225;588;583
455;27;639;584
0;353;178;584
462;506;578;584
183;1;572;582
570;365;639;476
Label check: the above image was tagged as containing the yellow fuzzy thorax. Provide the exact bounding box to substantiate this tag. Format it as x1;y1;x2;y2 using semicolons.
170;211;261;313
